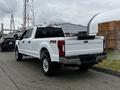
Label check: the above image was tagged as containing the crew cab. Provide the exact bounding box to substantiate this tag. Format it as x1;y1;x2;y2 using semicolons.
15;25;106;75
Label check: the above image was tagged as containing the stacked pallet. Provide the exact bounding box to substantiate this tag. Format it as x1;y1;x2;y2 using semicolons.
98;21;120;49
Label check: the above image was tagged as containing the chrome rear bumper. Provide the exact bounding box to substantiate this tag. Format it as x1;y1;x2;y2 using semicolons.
59;57;81;65
96;53;107;62
59;53;107;65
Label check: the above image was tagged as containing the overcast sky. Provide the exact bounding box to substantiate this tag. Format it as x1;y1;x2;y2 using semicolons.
0;0;120;29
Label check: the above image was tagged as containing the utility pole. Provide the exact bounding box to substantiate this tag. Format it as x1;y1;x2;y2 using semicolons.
23;0;27;30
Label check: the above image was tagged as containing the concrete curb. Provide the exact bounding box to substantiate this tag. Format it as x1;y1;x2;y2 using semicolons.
91;66;120;77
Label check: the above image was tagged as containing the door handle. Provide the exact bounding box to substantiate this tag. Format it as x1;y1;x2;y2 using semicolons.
22;41;25;43
28;41;30;43
84;41;88;43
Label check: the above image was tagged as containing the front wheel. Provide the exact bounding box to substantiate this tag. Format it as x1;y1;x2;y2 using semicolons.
1;46;5;52
15;47;23;61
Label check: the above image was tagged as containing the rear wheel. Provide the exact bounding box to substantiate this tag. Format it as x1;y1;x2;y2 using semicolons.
41;50;61;76
41;52;55;76
15;47;23;61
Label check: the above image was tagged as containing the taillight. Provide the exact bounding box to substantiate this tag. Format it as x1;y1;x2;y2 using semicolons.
58;40;65;57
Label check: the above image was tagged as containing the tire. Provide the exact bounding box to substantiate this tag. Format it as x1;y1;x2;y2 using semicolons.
15;47;23;61
1;45;5;52
1;47;4;52
41;52;55;76
9;48;13;51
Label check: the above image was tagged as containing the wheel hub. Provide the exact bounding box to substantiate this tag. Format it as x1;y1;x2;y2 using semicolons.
43;58;49;72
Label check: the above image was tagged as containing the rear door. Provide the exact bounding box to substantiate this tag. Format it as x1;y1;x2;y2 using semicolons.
31;27;64;58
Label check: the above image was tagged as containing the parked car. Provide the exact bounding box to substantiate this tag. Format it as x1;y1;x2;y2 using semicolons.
15;25;106;76
0;37;15;51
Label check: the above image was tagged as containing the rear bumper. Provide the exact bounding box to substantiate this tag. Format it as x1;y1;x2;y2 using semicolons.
59;53;107;65
96;53;107;62
59;57;81;65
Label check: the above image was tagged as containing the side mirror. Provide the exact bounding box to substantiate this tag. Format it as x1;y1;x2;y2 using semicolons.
18;36;23;40
14;34;23;40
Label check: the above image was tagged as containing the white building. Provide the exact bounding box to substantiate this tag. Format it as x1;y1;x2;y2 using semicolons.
55;23;87;33
89;9;120;35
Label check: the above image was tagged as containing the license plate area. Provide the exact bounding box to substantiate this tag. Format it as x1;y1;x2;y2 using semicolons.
80;55;96;64
9;42;13;45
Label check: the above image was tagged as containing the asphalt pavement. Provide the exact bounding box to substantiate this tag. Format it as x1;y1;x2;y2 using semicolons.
0;51;120;90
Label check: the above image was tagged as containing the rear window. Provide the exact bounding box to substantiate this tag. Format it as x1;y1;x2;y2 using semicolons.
35;27;64;38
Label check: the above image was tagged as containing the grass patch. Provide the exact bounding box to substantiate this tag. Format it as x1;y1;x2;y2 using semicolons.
96;50;120;72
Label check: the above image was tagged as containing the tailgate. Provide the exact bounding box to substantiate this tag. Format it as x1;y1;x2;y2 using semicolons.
65;37;104;56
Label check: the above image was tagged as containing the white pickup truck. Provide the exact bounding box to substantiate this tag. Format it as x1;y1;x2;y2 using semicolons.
15;25;106;75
